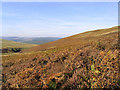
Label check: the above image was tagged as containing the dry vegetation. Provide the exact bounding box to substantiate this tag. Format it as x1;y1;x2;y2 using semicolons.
2;26;120;89
1;39;37;54
1;39;37;49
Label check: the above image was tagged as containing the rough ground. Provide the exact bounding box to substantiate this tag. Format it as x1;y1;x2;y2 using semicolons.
2;26;120;89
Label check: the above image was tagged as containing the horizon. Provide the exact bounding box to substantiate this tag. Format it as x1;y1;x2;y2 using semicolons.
2;25;118;38
2;2;118;37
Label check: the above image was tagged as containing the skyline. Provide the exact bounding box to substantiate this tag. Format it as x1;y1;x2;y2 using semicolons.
2;2;118;37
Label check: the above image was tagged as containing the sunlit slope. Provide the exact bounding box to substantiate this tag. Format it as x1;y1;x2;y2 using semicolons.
2;37;60;44
1;39;37;49
24;26;118;52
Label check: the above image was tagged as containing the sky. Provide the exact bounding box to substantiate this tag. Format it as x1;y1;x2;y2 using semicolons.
1;0;120;2
2;2;118;37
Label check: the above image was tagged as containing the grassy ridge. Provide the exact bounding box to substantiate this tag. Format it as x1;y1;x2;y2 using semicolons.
2;37;61;44
1;39;37;49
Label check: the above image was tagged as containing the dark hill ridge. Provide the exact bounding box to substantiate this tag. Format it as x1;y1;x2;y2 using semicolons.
2;26;119;89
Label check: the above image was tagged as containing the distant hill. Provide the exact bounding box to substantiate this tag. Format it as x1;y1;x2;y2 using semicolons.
2;37;61;44
1;39;37;53
1;39;37;49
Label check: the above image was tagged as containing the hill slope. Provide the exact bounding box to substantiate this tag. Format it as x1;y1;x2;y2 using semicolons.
2;26;119;89
1;39;37;49
1;39;37;53
2;37;61;44
24;26;118;52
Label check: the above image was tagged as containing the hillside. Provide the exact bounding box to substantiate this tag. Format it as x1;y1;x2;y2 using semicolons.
2;37;61;44
2;26;119;89
1;39;37;53
23;26;118;52
1;39;37;49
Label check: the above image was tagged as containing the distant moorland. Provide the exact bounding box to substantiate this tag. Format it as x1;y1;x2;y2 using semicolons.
2;37;61;44
0;39;37;53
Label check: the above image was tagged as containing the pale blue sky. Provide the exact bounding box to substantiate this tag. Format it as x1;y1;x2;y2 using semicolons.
2;2;118;37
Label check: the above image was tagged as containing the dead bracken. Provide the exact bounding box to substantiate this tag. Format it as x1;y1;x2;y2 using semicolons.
2;26;119;89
